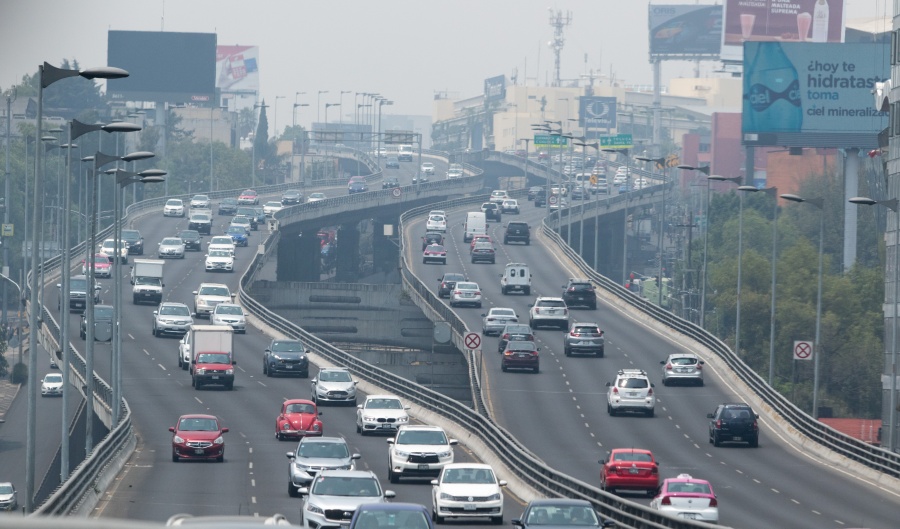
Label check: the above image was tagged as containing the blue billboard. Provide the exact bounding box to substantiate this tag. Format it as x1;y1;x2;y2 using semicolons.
742;41;888;148
579;96;617;129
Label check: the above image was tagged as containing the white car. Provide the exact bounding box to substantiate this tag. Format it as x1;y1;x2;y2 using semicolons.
152;302;193;338
650;474;719;524
489;190;510;204
449;281;482;308
356;394;410;435
550;185;568;196
192;282;233;318
208;235;236;256
632;178;650;190
500;199;520;214
425;214;447;233
387;424;457;483
607;368;656;417
613;174;628;185
229;215;253;234
529;296;569;329
210;302;246;333
431;463;507;524
205;248;235;272
311;367;358;405
263;201;283;217
99;238;128;264
429;210;448;222
299;470;395;529
482;307;518;336
163;198;185;217
190;194;210;209
157;237;186;259
41;373;64;397
421;162;435;175
549;197;569;211
307;192;327;203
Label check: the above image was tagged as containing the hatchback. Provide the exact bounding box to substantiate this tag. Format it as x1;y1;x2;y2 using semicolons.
607;369;655;417
264;339;309;377
426;214;447;233
422;232;444;251
562;278;597;309
707;403;760;447
661;353;704;386
449;281;482;308
501;341;540;373
422;244;447;265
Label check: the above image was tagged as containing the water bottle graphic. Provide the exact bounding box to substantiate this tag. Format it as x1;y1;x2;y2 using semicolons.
744;43;802;133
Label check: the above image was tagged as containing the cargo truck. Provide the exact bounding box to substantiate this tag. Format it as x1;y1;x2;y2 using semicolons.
130;259;165;305
184;325;236;390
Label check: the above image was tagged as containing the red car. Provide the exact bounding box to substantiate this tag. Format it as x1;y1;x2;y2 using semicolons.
169;414;228;462
501;340;540;373
598;448;659;496
81;253;112;278
237;189;259;205
275;399;323;441
422;244;447;265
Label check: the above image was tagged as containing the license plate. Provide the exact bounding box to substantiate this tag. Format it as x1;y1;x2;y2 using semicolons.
629;468;640;474
417;464;429;470
627;392;638;398
380;424;393;429
463;293;473;297
194;449;205;455
287;364;296;369
211;375;220;380
681;513;698;520
732;436;743;441
464;504;476;511
575;341;589;345
517;353;529;358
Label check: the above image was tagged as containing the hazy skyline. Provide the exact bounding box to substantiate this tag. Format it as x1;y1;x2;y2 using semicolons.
1;0;892;134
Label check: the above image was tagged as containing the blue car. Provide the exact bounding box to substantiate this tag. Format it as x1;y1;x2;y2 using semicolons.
225;226;249;247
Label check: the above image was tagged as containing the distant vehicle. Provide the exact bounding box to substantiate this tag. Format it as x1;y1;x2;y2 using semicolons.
421;162;435;175
385;156;400;169
599;448;660;496
263;201;283;217
163;198;185;217
383;176;400;189
190;194;210;209
218;197;239;215
649;473;719;524
121;229;144;255
237;189;259;205
178;230;202;252
512;499;615;529
41;373;64;397
281;190;303;205
707;403;760;447
307;192;327;203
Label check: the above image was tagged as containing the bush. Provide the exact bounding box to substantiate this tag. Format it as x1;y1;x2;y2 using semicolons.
10;362;26;385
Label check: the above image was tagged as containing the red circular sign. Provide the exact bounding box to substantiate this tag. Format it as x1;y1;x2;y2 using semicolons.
795;342;812;359
465;332;481;349
549;195;558;205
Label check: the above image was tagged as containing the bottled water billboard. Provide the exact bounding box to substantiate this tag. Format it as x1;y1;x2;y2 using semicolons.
744;43;802;133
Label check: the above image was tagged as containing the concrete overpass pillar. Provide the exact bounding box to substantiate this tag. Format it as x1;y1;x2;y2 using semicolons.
335;224;360;282
374;219;399;274
278;232;321;282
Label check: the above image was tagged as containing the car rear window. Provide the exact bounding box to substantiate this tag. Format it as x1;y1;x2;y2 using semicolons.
569;282;593;290
508;341;536;351
573;325;601;334
538;299;566;308
618;378;649;389
671;357;698;366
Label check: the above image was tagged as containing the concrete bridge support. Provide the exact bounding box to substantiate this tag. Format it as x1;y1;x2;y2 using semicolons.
277;232;321;282
335;224;361;282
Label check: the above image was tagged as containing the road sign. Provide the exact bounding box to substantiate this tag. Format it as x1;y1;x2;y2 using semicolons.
1;224;13;237
657;153;681;170
590;175;598;185
391;187;402;199
793;340;813;361
533;134;569;147
434;322;452;344
464;332;481;350
548;195;558;205
598;134;633;149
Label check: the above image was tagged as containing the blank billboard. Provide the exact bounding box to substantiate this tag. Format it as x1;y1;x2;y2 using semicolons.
107;31;217;104
742;42;888;148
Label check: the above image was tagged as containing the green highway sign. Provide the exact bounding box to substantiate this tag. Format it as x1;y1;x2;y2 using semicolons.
598;134;633;149
533;134;568;147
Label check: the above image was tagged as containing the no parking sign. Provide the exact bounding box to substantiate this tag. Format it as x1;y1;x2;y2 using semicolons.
793;340;813;361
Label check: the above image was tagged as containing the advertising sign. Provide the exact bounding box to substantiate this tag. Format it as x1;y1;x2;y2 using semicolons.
484;75;506;103
721;0;845;62
742;42;888;148
216;45;259;92
649;4;723;59
579;97;617;129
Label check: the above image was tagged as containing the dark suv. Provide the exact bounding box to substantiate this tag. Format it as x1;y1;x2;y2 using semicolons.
504;222;530;245
438;272;466;298
707;403;760;447
422;232;444;251
534;190;547;207
481;202;502;222
236;206;260;230
263;339;309;377
121;229;144;255
178;230;202;251
562;278;597;309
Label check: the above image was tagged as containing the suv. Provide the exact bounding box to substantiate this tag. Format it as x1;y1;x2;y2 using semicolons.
470;241;496;264
58;274;101;312
188;212;212;235
300;470;395;528
562;278;597;309
504;221;530;245
481;202;502;222
607;369;655;417
529;297;569;330
264;339;309;377
437;272;466;298
235;206;260;230
564;322;605;357
192;282;234;318
287;436;361;497
489;190;510;204
387;425;457;483
422;232;444;251
707;403;760;447
121;229;144;255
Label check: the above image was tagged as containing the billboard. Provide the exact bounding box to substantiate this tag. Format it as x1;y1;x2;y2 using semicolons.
742;42;888;148
217;45;259;92
721;0;845;62
107;31;216;104
484;75;506;103
648;4;723;59
579;97;617;129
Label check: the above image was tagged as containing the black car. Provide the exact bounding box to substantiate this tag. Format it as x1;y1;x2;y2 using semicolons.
707;403;760;447
348;182;368;194
534;190;547;207
235;206;259;230
527;186;542;201
562;278;597;309
263;339;309;377
411;174;429;184
251;206;267;228
121;229;144;255
178;230;202;251
383;176;400;189
437;272;466;298
218;197;239;216
504;222;530;245
470;241;496;264
422;232;444;251
281;190;303;205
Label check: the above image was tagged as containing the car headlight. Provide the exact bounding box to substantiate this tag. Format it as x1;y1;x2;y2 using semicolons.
487;493;501;501
311;423;321;431
394;449;410;458
439;492;453;500
340;464;353;470
225;368;234;375
173;435;184;444
362;415;377;422
196;368;206;375
438;450;452;458
213;435;224;444
397;416;409;423
306;502;324;515
294;462;311;470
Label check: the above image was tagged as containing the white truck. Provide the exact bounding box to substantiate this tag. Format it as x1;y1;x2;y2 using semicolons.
181;325;236;390
130;259;165;305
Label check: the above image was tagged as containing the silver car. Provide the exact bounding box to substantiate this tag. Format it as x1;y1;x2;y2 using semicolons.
210;303;246;334
660;352;704;386
157;237;186;259
481;307;518;336
563;322;605;357
287;436;361;497
299;470;395;528
152;302;193;337
311;367;358;405
0;482;17;511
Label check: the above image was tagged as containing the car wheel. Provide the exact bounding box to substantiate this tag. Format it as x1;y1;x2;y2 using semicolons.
524;287;531;295
216;454;224;463
276;431;282;441
172;452;179;462
263;362;268;375
492;515;504;525
529;320;536;329
647;408;655;418
564;347;571;357
501;363;508;372
661;378;668;386
533;365;540;374
356;421;363;434
607;404;615;416
597;348;604;358
713;432;721;447
152;326;157;337
388;467;399;484
749;436;759;448
288;482;299;498
697;379;704;387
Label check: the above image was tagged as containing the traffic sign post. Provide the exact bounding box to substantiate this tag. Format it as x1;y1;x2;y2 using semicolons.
465;332;481;350
598;134;633;149
793;340;813;361
533;134;569;147
391;187;402;199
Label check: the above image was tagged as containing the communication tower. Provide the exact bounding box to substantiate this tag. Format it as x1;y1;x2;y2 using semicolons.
547;9;572;87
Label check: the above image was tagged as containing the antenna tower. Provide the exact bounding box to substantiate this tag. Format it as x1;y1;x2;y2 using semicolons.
547;9;572;87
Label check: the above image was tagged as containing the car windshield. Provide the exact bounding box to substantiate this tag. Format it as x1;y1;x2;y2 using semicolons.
178;417;219;431
286;402;315;414
508;342;536;351
526;505;598;526
94;306;113;319
0;484;13;494
135;277;161;286
613;451;652;462
160;305;190;316
209;249;232;257
200;286;230;297
456;283;477;291
161;238;182;246
367;398;403;410
211;237;233;245
226;227;245;235
193;195;208;201
310;193;325;199
179;231;200;239
667;481;712;494
70;279;87;291
311;476;380;497
442;467;495;484
92;255;109;264
443;274;465;282
166;200;182;206
191;214;210;221
215;305;243;315
396;429;448;445
319;370;352;382
569;283;592;290
272;340;304;352
503;325;531;335
491;309;515;317
426;245;445;252
44;374;62;383
122;230;139;240
197;353;231;364
354;510;430;529
298;441;349;459
429;216;444;222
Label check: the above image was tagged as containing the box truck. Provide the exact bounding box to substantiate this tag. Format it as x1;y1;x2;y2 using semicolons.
185;325;236;390
131;259;165;305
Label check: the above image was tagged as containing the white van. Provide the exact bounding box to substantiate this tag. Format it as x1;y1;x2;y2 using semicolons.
500;263;531;295
463;212;487;242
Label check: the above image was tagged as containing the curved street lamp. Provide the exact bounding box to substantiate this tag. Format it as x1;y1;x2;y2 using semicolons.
636;155;668;307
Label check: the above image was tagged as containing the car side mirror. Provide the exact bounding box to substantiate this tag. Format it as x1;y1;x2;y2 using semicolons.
153;311;158;316
311;378;318;384
169;427;175;433
699;361;705;365
351;453;361;460
449;439;458;445
286;452;295;459
221;427;229;433
598;459;606;465
232;360;237;365
659;360;666;365
430;480;439;486
357;404;363;409
650;383;655;387
605;382;611;387
481;313;486;317
386;438;395;445
706;413;715;418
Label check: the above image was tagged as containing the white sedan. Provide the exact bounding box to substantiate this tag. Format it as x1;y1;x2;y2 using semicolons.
205;248;235;272
431;463;506;524
163;199;185;217
263;201;283;217
449;281;482;308
426;214;447;233
307;192;327;203
481;307;518;336
355;394;410;435
208;235;236;256
421;162;435;175
41;373;64;397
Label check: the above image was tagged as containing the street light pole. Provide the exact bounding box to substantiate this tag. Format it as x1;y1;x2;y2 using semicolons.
339;90;352;126
782;193;826;418
608;148;633;284
850;196;899;451
636;155;669;307
273;95;285;141
317;90;329;123
252;102;267;188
